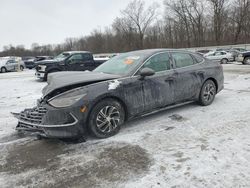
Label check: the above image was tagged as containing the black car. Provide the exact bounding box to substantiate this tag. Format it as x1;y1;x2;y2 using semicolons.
24;56;53;69
35;51;106;81
236;51;250;65
13;49;224;139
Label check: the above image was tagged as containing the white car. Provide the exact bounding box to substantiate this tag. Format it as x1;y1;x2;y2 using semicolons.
204;51;234;64
0;57;25;73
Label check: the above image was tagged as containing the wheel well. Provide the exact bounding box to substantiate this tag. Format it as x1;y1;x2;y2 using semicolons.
88;96;128;122
205;78;218;92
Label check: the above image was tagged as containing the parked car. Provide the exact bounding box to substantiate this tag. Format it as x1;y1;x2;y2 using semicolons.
13;49;224;139
236;51;250;65
35;51;107;81
0;57;25;73
216;48;247;61
196;50;212;54
204;51;234;64
24;56;53;69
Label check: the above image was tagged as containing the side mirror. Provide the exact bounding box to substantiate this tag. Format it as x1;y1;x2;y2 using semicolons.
139;67;155;79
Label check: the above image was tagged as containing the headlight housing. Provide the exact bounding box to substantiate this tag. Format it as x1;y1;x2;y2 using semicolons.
39;65;46;72
48;90;87;108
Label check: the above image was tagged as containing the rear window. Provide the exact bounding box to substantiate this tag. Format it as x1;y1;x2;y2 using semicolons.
193;54;204;63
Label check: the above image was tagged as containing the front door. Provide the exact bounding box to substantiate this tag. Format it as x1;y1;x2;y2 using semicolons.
66;54;86;71
6;60;16;71
137;52;175;112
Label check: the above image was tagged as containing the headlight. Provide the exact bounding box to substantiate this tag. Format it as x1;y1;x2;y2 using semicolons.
48;91;87;108
39;65;46;72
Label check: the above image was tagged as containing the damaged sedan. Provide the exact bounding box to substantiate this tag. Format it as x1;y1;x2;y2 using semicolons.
13;49;224;139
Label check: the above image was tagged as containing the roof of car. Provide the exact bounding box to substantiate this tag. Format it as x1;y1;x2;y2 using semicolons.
64;51;91;54
125;48;194;56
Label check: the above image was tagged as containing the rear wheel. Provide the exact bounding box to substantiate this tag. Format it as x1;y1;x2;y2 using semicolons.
20;65;24;71
243;57;250;65
199;80;216;106
221;58;228;64
88;99;125;138
1;67;7;73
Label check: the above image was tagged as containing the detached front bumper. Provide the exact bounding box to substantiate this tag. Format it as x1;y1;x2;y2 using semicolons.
13;104;83;138
35;71;45;79
236;56;244;62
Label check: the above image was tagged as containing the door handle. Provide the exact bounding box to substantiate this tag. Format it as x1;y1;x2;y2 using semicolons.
80;64;85;67
165;77;175;82
197;71;205;75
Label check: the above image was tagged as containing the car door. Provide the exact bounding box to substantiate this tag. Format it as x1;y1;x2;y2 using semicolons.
136;52;175;112
171;52;203;102
66;54;86;71
6;60;15;71
81;53;97;71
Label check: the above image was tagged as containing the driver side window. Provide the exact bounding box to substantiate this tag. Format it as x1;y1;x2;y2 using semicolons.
68;54;83;64
142;52;170;72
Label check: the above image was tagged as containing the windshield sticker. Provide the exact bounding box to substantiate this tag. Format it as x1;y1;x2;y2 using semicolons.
124;59;134;65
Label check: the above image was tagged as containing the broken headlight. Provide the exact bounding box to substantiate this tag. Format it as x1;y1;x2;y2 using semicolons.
48;91;87;108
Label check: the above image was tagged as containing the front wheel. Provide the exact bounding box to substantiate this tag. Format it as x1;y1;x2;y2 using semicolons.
88;99;125;138
199;80;216;106
20;65;24;71
221;58;228;64
1;67;7;73
243;57;250;65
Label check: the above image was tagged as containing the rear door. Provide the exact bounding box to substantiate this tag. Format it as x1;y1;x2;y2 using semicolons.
171;52;203;102
136;52;175;112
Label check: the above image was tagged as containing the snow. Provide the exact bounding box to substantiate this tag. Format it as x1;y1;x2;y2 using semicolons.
0;64;250;187
108;79;121;90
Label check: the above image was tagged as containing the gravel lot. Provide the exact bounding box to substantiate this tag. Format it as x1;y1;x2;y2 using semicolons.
0;63;250;188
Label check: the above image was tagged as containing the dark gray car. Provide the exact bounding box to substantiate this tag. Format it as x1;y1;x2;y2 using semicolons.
13;49;224;139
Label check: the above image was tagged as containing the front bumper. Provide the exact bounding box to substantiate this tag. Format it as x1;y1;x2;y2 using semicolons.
236;56;244;62
13;104;85;138
35;71;45;79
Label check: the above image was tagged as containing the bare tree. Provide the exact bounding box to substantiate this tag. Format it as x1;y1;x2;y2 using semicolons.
230;0;250;43
121;0;159;49
207;0;228;45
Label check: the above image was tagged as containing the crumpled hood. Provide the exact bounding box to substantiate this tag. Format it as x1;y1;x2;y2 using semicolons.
42;71;121;96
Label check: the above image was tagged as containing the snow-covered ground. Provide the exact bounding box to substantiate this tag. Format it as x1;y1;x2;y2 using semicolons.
0;63;250;188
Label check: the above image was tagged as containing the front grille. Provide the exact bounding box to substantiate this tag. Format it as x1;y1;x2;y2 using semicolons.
19;106;47;125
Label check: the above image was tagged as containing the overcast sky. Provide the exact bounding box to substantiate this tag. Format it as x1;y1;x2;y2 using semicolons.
0;0;163;50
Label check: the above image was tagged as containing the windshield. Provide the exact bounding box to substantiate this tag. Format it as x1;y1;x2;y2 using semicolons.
55;53;70;60
93;52;145;75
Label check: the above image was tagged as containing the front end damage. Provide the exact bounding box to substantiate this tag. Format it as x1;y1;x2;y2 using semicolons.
13;102;85;138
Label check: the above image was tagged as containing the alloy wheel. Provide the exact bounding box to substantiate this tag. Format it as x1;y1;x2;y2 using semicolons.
203;83;216;103
96;105;120;133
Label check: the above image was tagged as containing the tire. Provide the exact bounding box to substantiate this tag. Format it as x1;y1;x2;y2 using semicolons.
243;57;250;65
199;80;216;106
88;99;125;138
1;67;7;73
20;66;24;71
221;58;228;64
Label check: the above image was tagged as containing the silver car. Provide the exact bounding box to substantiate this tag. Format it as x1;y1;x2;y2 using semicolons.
204;51;234;64
0;57;25;73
